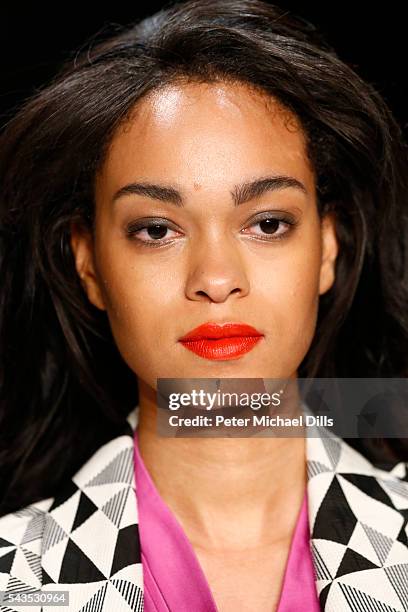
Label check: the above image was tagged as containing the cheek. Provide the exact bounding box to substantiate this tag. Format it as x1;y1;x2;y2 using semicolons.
250;233;322;355
94;240;181;375
254;235;321;310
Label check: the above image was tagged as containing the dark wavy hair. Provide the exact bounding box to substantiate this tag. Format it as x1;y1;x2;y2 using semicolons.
1;0;407;516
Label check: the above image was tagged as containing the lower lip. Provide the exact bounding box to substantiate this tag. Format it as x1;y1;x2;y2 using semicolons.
179;336;263;360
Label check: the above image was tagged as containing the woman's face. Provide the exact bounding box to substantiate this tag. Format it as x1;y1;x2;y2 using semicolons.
71;81;338;388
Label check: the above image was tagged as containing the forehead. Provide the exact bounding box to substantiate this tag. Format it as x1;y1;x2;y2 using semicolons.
96;80;315;197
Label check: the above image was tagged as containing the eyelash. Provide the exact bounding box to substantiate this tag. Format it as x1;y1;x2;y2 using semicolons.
125;213;298;248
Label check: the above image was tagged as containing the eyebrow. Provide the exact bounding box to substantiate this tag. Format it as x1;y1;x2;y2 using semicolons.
112;175;307;207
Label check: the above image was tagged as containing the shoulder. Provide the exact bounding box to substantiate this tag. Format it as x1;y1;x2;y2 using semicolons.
0;407;143;611
304;402;408;509
307;428;408;531
306;429;408;609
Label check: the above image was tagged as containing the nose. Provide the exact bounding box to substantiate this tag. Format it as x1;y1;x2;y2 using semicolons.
185;238;250;303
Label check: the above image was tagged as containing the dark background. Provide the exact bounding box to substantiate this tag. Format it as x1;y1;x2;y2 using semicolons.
0;2;406;135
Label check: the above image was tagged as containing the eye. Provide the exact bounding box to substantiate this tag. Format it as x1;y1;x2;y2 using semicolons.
241;213;297;241
125;218;181;247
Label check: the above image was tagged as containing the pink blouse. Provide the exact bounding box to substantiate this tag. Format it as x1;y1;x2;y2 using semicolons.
133;430;320;611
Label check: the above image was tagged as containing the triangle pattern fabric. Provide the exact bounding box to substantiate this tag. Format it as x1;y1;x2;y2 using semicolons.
347;520;387;567
21;511;47;546
308;460;332;478
311;542;332;580
397;510;408;546
340;473;394;507
312;539;347;579
335;547;380;578
79;580;108;612
85;447;134;488
6;575;39;597
312;476;358;544
21;548;42;582
71;492;99;533
101;487;131;529
111;577;145;609
110;524;142;576
306;421;408;611
0;549;16;575
59;538;107;583
321;436;341;470
42;516;68;553
384;564;408;610
361;522;394;565
339;582;399;611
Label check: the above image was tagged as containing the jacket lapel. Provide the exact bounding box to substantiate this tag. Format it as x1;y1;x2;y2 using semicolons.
306;430;408;611
40;408;144;611
0;408;144;612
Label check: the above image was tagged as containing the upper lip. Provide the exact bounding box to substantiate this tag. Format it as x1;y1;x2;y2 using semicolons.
179;322;263;341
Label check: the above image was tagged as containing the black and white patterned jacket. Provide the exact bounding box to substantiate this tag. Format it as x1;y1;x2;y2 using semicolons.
0;406;407;611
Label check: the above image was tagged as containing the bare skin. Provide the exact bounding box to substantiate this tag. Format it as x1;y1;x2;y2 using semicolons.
71;80;338;610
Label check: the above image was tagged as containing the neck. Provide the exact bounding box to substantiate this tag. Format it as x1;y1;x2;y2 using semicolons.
136;379;307;551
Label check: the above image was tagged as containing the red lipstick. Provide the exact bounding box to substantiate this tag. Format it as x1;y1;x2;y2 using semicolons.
178;322;263;361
